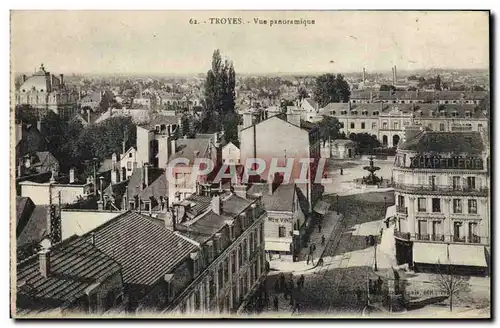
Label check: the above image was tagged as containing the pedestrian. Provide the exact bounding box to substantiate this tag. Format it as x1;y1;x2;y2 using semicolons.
355;287;362;303
309;244;313;255
273;295;279;311
318;258;324;266
321;235;326;245
299;275;305;289
318;223;322;233
306;254;310;265
312;244;316;252
340;168;343;175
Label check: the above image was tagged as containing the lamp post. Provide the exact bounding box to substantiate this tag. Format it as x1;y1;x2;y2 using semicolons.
374;239;378;272
93;157;98;195
336;194;339;215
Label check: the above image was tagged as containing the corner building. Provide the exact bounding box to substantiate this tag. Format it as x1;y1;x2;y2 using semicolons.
392;128;490;275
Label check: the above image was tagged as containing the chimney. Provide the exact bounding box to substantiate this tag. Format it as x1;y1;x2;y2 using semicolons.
21;74;27;83
233;184;248;199
69;168;75;183
90;232;96;245
243;111;254;129
111;169;118;184
122;140;126;155
59;74;64;86
212;195;222;215
38;249;51;278
286;109;301;126
170;139;177;156
144;163;149;187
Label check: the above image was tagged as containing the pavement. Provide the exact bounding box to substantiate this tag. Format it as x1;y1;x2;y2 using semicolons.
269;211;343;273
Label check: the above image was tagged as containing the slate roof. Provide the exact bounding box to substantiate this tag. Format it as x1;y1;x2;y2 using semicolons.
398;131;485;154
16;236;121;310
169;139;211;163
81;211;197;286
17;205;50;248
248;183;296;212
124;167;166;202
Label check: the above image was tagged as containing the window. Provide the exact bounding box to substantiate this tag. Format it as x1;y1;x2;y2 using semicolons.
452;176;461;190
340;122;344;128
278;226;286;238
453;222;463;242
393;122;399;130
478;124;483;131
466;177;476;190
418;220;428;239
127;161;132;171
218;266;224;289
382;122;388;129
350;122;355;129
432;198;441;213
417;197;426;212
232;251;236;273
144;201;150;212
453;199;462;213
429;175;437;190
129;152;133;158
428;123;433;130
439;123;445;131
361;122;365;129
468;199;477;214
372;123;376;129
331;111;336;115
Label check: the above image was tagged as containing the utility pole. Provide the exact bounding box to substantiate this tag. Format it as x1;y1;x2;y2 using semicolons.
374;238;378;271
93;157;98;196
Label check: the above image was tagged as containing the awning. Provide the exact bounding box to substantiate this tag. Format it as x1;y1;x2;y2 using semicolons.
265;241;292;252
385;205;396;220
313;200;330;215
413;242;487;267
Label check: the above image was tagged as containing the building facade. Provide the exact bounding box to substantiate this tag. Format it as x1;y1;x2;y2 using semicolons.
392;129;490;275
15;64;78;119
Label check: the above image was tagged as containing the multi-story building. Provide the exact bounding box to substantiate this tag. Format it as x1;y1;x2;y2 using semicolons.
239;110;322;208
15;64;78;119
349;90;487;105
161;190;268;314
323;102;488;147
392;128;490;275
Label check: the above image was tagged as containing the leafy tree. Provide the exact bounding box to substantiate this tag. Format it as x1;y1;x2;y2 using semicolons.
431;262;471;312
379;84;396;93
435;74;442;91
222;112;241;148
298;86;309;101
350;133;381;155
318;116;342;146
313;73;351;108
203;49;236;133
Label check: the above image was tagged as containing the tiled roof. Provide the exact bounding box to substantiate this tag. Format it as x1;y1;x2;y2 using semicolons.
124;167;166;202
169;139;211;163
81;211;197;286
398;131;485;154
17;205;50;248
16;236;121;310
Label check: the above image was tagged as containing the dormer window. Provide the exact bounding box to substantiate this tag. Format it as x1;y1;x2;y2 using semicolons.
452;111;458;117
155;125;161;132
330;111;336;115
373;111;379;116
351;110;357;115
440;111;446;117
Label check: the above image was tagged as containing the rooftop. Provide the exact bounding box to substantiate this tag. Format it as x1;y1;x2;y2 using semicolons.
398;131;485;154
81;211;198;286
17;236;121;310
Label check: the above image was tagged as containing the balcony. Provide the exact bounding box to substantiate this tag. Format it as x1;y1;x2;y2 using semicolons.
393;183;488;196
396;206;408;215
393;230;486;245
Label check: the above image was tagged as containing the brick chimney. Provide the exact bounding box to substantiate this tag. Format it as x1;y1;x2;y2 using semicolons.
69;168;75;184
212;195;222;215
38;249;51;278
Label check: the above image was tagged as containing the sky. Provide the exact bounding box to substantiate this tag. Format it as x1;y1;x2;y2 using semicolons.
10;10;489;75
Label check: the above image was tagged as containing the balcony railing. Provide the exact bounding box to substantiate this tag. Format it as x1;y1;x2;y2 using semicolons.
394;230;486;244
396;206;408;214
393;183;489;195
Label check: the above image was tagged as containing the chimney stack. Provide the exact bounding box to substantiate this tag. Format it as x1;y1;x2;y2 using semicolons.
111;169;118;184
90;232;96;245
59;74;64;86
21;74;27;83
144;163;149;187
38;249;51;278
170;139;177;156
69;168;75;184
268;181;274;196
212;195;222;215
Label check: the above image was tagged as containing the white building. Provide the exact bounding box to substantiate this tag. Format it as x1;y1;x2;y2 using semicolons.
392;128;490;275
222;142;240;165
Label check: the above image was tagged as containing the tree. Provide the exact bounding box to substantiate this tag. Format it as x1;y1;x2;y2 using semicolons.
431;262;470;312
313;73;350;108
435;75;442;91
298;86;309;101
280;99;295;113
380;84;396;93
350;133;381;155
203;49;236;133
222;112;241;147
318;116;342;147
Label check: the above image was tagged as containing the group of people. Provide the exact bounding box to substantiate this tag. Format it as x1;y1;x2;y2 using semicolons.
272;273;305;314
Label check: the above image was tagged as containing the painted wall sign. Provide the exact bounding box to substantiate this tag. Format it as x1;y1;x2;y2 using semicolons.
268;217;293;224
409;155;483;170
